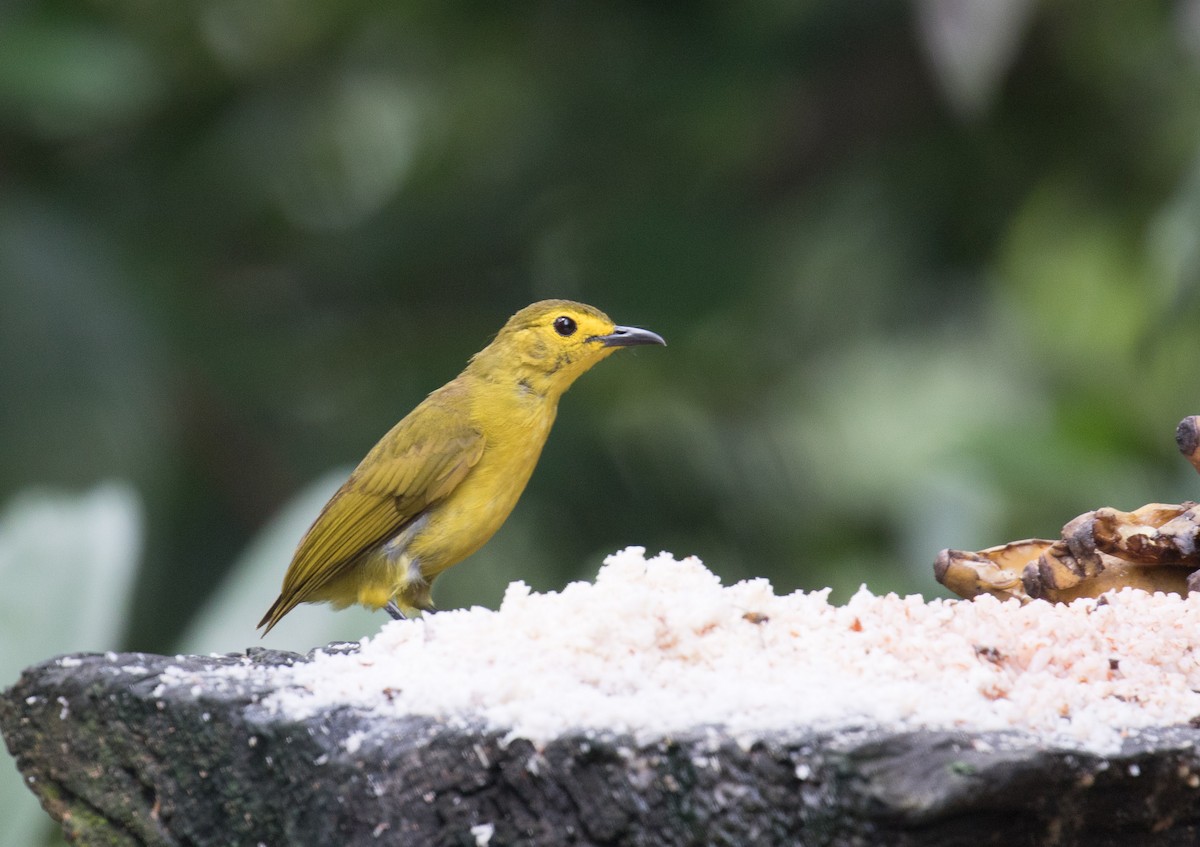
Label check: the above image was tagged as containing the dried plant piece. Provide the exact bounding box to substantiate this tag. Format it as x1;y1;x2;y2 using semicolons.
1023;552;1191;603
1059;511;1105;577
1090;503;1200;565
934;540;1052;602
936;417;1200;603
1024;543;1087;597
936;535;1194;603
1177;416;1200;476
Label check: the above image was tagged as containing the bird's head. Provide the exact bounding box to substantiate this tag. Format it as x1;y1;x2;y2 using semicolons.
470;300;665;398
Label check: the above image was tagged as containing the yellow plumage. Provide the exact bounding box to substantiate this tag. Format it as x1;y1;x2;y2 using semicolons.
258;299;664;634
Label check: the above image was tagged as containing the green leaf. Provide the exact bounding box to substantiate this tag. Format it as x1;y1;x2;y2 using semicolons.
0;483;142;847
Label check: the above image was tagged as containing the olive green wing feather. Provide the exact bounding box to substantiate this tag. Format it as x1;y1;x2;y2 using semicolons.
259;387;484;631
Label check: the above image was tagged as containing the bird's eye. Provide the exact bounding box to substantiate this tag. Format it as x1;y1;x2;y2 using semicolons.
553;316;577;337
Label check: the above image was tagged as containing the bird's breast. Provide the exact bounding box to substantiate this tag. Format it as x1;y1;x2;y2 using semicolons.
408;395;557;574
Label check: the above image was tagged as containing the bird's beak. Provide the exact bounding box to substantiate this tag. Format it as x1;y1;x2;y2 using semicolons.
590;325;667;348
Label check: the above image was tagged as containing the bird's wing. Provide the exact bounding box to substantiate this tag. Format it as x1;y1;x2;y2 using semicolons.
260;388;484;628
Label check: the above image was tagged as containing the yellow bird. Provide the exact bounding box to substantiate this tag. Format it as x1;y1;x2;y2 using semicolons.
258;299;664;634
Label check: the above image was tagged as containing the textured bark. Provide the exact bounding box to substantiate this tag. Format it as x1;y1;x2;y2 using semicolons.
4;647;1200;846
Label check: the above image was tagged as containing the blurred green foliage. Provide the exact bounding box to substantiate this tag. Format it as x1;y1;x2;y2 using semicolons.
5;0;1200;650
8;1;1200;840
0;485;141;847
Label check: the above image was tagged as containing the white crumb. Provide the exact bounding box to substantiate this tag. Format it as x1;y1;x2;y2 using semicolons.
343;730;368;754
470;822;495;846
203;548;1200;753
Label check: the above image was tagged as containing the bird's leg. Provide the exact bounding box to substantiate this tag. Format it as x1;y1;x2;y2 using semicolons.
384;600;406;620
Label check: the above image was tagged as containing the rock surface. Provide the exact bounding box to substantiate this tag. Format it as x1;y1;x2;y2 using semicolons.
5;647;1200;846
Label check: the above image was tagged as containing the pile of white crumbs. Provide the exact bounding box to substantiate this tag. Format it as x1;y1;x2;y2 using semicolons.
210;548;1200;753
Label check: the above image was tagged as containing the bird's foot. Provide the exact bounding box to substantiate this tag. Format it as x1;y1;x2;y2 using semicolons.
384;600;406;620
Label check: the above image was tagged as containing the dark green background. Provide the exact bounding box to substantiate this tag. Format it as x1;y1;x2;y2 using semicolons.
5;1;1200;652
